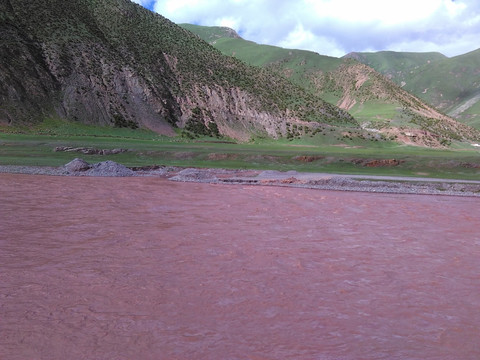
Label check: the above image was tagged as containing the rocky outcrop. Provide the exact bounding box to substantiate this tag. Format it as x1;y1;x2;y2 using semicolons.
352;158;404;167
0;21;61;125
54;146;128;155
177;85;297;140
0;12;180;133
293;155;324;162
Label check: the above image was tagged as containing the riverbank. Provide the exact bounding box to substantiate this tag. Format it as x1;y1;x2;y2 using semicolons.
1;158;479;197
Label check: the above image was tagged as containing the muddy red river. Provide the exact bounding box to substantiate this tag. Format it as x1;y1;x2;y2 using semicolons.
1;173;480;360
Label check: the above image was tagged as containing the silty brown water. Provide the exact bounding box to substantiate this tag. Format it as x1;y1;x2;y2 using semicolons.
1;173;480;359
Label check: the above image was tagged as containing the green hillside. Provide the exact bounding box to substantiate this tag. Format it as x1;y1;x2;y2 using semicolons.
344;51;447;82
345;50;480;128
182;24;341;82
183;24;480;146
180;24;241;42
0;0;356;141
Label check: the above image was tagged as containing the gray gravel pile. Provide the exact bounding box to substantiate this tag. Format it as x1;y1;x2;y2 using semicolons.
64;158;134;176
84;161;135;177
169;168;218;182
256;170;299;179
0;159;134;177
305;178;434;194
272;177;480;196
218;172;480;197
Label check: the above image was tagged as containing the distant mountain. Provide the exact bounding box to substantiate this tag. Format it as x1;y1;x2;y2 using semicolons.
344;51;447;82
0;0;355;141
183;24;480;145
344;50;480;129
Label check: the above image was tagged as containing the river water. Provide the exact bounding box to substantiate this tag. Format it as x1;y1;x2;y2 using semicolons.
1;173;480;359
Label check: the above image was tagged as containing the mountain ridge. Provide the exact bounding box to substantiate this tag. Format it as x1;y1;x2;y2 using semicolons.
343;49;480;129
0;0;356;141
183;23;480;146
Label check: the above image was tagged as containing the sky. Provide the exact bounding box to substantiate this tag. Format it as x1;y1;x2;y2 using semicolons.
132;0;480;58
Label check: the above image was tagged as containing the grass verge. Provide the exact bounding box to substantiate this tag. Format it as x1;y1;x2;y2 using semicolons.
1;126;480;180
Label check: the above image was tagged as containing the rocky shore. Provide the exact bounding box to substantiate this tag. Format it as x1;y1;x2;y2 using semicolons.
1;158;479;197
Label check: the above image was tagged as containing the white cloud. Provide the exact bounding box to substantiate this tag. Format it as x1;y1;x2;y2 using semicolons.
217;16;240;29
278;24;345;58
307;0;426;24
146;0;480;57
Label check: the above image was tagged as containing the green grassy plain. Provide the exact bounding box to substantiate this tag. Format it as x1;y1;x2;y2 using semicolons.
1;120;479;180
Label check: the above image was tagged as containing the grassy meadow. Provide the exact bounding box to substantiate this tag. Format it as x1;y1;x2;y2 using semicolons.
1;119;480;180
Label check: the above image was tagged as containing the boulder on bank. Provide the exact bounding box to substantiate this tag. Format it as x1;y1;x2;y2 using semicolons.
64;158;91;173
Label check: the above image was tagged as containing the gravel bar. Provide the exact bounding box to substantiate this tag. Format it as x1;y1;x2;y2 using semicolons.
1;160;479;197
